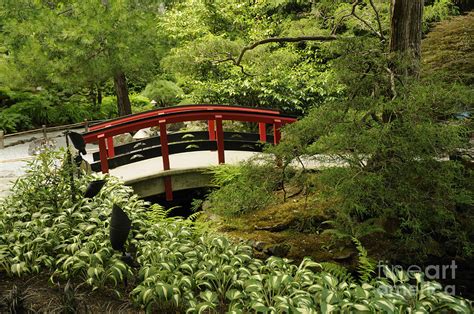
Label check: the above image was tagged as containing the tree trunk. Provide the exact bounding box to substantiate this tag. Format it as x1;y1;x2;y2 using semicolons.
97;85;102;105
390;0;423;76
113;71;132;116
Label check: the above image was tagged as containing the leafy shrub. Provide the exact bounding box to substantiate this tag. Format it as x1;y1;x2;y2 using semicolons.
0;110;32;133
0;89;94;132
0;149;144;292
424;0;460;32
0;149;472;312
275;74;473;261
6;98;57;126
100;96;118;119
54;100;91;125
140;79;184;107
205;162;280;216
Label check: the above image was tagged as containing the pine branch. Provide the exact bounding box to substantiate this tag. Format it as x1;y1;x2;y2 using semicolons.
215;35;337;75
235;35;337;65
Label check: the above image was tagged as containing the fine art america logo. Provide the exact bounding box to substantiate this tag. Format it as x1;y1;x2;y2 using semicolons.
377;260;458;295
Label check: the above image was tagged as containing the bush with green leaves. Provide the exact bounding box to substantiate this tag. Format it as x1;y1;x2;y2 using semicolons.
0;150;145;294
1;149;472;312
272;57;474;261
140;79;184;107
423;0;460;32
0;89;93;133
205;161;281;216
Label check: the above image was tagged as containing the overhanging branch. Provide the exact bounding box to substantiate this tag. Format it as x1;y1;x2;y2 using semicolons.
215;35;337;75
235;35;337;65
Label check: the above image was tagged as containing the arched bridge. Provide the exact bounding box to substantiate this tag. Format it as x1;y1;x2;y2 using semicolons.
81;105;297;200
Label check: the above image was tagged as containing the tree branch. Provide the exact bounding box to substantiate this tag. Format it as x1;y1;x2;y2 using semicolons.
235;35;337;66
385;67;397;100
351;4;383;39
332;0;384;40
215;35;337;75
369;0;385;40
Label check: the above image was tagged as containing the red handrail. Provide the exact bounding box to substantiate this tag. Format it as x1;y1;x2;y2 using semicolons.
83;110;295;142
89;104;280;131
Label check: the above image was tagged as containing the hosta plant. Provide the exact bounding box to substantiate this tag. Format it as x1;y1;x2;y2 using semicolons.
0;149;472;313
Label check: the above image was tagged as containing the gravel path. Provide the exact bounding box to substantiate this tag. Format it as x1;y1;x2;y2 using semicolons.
0;128;84;199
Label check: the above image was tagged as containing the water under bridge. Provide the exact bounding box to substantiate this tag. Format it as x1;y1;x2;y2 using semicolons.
80;105;297;200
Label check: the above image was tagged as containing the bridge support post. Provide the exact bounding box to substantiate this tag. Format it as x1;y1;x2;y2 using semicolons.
159;120;173;201
215;116;225;164
273;120;281;144
259;123;267;142
97;134;109;174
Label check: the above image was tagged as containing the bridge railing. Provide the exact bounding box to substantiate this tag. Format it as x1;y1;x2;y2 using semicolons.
82;105;296;200
88;104;281;153
90;131;276;171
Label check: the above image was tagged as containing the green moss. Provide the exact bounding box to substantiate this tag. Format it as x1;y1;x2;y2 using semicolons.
422;12;474;85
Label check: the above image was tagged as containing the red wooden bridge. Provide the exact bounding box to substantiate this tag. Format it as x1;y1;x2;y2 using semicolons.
81;104;296;200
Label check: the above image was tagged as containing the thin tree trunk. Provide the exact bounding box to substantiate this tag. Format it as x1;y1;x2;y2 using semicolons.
97;85;102;105
390;0;423;76
113;71;132;116
89;86;96;108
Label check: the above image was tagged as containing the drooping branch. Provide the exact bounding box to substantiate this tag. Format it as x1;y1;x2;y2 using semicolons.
215;35;337;75
235;36;337;65
332;0;361;34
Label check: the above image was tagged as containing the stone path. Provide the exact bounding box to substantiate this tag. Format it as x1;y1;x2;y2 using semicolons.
0;128;85;199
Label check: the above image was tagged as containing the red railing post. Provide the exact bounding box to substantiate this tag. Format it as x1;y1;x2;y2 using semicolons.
105;125;115;158
208;119;216;141
273;119;281;145
215;115;225;164
106;137;115;158
259;122;267;142
97;134;109;174
159;120;173;201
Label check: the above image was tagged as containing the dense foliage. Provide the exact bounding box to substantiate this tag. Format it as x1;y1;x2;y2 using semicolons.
0;150;472;312
0;0;472;309
0;0;467;132
205;162;281;216
269;43;473;262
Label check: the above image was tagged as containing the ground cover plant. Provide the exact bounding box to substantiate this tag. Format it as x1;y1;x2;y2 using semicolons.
0;149;472;312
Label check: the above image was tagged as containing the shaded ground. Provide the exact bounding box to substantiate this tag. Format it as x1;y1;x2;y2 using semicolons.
0;273;141;313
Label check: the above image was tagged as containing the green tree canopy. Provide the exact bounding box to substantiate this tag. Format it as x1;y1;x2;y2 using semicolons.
0;0;167;115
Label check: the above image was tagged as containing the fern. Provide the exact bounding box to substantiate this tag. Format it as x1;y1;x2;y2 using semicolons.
187;211;202;222
320;262;355;284
146;204;173;224
352;237;376;283
206;164;242;187
186;211;216;236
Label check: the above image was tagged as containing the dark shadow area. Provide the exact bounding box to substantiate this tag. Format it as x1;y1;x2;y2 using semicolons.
143;188;212;217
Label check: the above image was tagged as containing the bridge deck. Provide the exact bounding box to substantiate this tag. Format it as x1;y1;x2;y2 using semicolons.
109;150;260;184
